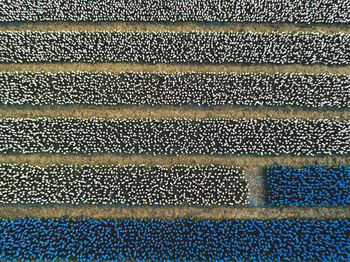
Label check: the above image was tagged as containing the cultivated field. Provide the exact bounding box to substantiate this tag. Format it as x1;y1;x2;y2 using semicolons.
0;0;349;261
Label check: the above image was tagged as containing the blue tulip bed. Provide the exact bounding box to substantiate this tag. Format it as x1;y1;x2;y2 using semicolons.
0;218;348;261
266;165;350;206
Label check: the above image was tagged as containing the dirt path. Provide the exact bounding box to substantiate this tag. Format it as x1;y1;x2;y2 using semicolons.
0;154;347;167
1;21;349;34
0;205;349;220
245;166;266;207
1;105;348;120
1;63;349;75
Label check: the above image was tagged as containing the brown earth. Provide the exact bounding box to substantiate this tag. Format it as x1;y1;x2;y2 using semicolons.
0;155;347;168
0;21;349;34
0;63;349;75
0;105;348;120
0;205;349;220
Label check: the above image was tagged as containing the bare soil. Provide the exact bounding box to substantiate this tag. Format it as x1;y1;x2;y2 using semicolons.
0;63;349;75
1;105;348;120
0;205;348;220
0;21;349;34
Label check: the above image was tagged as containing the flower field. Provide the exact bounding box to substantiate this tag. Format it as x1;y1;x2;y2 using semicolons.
0;164;248;205
1;0;349;23
0;31;348;64
0;118;348;155
266;165;350;206
0;0;349;261
0;218;349;261
0;72;348;108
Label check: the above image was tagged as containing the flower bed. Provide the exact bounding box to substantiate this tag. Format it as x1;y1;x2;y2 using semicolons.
0;218;348;261
266;165;350;206
0;118;348;155
0;0;349;23
0;31;348;65
0;163;248;206
1;72;349;108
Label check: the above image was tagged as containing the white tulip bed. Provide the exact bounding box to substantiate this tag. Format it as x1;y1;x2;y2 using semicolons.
0;118;348;156
0;72;348;108
0;163;248;206
0;0;348;23
0;31;348;65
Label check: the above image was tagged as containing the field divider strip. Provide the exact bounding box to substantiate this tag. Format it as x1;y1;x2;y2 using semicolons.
0;154;347;167
0;106;348;120
0;205;348;220
0;22;349;34
0;63;349;75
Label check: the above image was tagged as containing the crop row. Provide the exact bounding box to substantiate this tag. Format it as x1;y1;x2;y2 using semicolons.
0;163;248;206
0;218;348;261
266;165;350;206
0;0;349;23
1;72;349;108
0;31;348;65
0;118;348;156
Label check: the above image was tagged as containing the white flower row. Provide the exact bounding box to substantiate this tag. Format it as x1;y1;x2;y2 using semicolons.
0;118;348;156
0;72;348;108
0;163;248;206
0;31;348;65
0;0;349;23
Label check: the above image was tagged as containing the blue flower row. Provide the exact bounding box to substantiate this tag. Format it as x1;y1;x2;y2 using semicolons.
0;218;348;261
266;165;350;206
0;0;348;23
0;118;348;156
0;31;348;65
0;72;348;108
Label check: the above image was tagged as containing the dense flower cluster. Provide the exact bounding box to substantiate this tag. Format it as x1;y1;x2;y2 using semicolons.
266;165;350;206
0;0;349;23
0;31;348;65
0;118;348;156
0;72;349;108
0;218;348;261
0;163;248;206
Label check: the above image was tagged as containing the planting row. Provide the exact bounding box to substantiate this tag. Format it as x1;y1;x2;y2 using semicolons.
1;72;349;108
2;162;349;207
0;218;348;261
0;164;248;206
0;118;348;156
0;31;348;65
0;0;349;23
266;165;350;206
